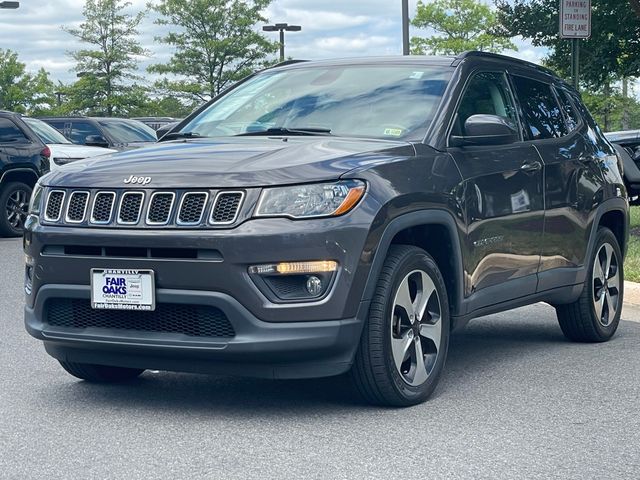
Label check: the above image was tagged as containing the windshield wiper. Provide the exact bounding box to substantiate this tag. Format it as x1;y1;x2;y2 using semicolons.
160;131;208;141
235;127;332;137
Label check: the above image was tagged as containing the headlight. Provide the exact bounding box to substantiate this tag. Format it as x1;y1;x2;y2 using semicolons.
28;180;44;215
255;180;366;219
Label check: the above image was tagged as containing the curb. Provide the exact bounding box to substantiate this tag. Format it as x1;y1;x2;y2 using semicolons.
624;281;640;307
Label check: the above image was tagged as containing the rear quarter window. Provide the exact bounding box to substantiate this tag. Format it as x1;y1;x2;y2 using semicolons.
512;76;567;140
0;118;29;144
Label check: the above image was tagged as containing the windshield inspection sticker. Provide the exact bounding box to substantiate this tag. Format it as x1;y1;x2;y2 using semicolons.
384;128;403;136
409;71;425;79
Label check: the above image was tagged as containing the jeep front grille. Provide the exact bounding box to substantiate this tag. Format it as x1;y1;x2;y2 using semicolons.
42;188;246;228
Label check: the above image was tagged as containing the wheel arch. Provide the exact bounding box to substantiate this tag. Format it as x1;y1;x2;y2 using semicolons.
0;168;39;189
362;210;465;320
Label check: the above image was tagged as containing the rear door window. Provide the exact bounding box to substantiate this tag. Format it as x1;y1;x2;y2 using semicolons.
69;121;102;145
0;118;29;144
512;76;567;139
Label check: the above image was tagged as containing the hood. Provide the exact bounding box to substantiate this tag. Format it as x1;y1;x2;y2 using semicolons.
42;136;415;188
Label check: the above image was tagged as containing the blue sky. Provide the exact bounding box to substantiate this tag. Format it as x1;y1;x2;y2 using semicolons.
0;0;548;85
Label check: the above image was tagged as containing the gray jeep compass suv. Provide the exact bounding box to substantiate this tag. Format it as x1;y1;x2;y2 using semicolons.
24;52;629;406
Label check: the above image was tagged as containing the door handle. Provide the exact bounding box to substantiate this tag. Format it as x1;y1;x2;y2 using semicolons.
520;160;542;173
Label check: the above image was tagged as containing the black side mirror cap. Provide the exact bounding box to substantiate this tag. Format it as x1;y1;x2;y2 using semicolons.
450;114;519;147
84;135;109;148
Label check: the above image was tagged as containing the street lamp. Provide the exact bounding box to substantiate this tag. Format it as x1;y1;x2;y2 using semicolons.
0;2;20;9
263;23;302;62
401;0;410;55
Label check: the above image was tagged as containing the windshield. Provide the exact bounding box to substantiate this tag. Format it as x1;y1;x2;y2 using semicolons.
23;117;71;144
97;120;157;143
181;65;452;140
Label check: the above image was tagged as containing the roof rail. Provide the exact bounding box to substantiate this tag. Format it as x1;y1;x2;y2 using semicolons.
453;50;557;77
266;59;309;69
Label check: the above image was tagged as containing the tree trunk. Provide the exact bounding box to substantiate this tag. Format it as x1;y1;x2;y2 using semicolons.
631;0;640;17
603;81;611;132
622;77;630;131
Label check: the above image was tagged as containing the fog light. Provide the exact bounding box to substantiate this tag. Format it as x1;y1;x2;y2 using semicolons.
306;276;323;296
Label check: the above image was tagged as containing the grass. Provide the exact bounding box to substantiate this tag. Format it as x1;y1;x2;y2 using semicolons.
625;206;640;282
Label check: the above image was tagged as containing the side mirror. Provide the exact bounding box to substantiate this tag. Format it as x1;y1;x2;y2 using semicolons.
450;114;519;147
85;135;109;148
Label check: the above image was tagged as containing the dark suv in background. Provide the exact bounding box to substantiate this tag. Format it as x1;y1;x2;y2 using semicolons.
39;117;157;151
0;111;50;236
24;53;628;407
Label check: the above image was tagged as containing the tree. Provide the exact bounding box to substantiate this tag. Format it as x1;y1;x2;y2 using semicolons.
495;0;640;89
410;0;517;55
0;49;57;114
63;0;148;116
149;0;277;103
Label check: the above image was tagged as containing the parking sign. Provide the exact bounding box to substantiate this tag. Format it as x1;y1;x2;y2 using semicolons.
560;0;591;38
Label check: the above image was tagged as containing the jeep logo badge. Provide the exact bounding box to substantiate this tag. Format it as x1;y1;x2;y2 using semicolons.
123;175;152;185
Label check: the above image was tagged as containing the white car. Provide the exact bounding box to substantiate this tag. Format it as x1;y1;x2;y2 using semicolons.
22;117;116;170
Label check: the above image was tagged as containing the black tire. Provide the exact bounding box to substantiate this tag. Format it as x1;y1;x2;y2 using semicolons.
555;227;623;342
0;181;32;237
59;361;145;383
351;245;450;407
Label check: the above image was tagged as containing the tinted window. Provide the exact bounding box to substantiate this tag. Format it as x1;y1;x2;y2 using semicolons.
512;76;567;139
556;88;579;132
453;72;518;136
69;121;102;145
0;118;29;143
182;65;453;140
97;120;156;143
23;117;71;144
44;121;66;132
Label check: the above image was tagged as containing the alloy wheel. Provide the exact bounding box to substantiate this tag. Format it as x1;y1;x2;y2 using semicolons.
592;242;620;327
5;188;29;231
390;269;442;386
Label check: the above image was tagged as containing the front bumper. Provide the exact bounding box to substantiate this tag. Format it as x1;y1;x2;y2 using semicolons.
26;285;367;379
24;207;379;378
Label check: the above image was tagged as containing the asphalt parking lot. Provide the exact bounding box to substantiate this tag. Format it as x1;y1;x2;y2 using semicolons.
1;236;640;479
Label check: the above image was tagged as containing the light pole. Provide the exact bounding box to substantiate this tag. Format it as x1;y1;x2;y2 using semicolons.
401;0;410;55
263;23;302;62
0;2;20;8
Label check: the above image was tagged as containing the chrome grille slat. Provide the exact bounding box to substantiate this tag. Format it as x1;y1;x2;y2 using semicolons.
178;192;208;225
91;192;116;224
146;192;175;225
210;191;244;225
117;192;144;225
44;190;65;222
65;191;89;223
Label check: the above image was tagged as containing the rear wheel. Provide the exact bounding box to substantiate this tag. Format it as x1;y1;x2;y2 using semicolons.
555;227;623;342
351;245;450;407
0;181;32;237
59;361;145;383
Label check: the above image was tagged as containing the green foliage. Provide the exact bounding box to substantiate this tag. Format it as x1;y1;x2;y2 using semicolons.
0;49;57;114
411;0;517;55
495;0;640;89
63;0;148;116
581;89;640;132
149;0;277;102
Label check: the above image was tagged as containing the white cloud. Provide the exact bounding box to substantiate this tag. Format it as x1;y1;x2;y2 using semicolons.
0;0;546;85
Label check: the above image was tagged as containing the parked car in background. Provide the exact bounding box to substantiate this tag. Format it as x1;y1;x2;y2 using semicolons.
132;117;182;132
21;117;116;171
155;121;180;139
39;117;157;151
0;111;50;237
605;130;640;204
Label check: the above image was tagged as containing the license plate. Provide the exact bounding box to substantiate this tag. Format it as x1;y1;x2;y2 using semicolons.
91;269;155;311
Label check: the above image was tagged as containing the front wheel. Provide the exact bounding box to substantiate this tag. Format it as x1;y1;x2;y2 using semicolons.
351;245;450;407
555;227;623;342
0;181;32;237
